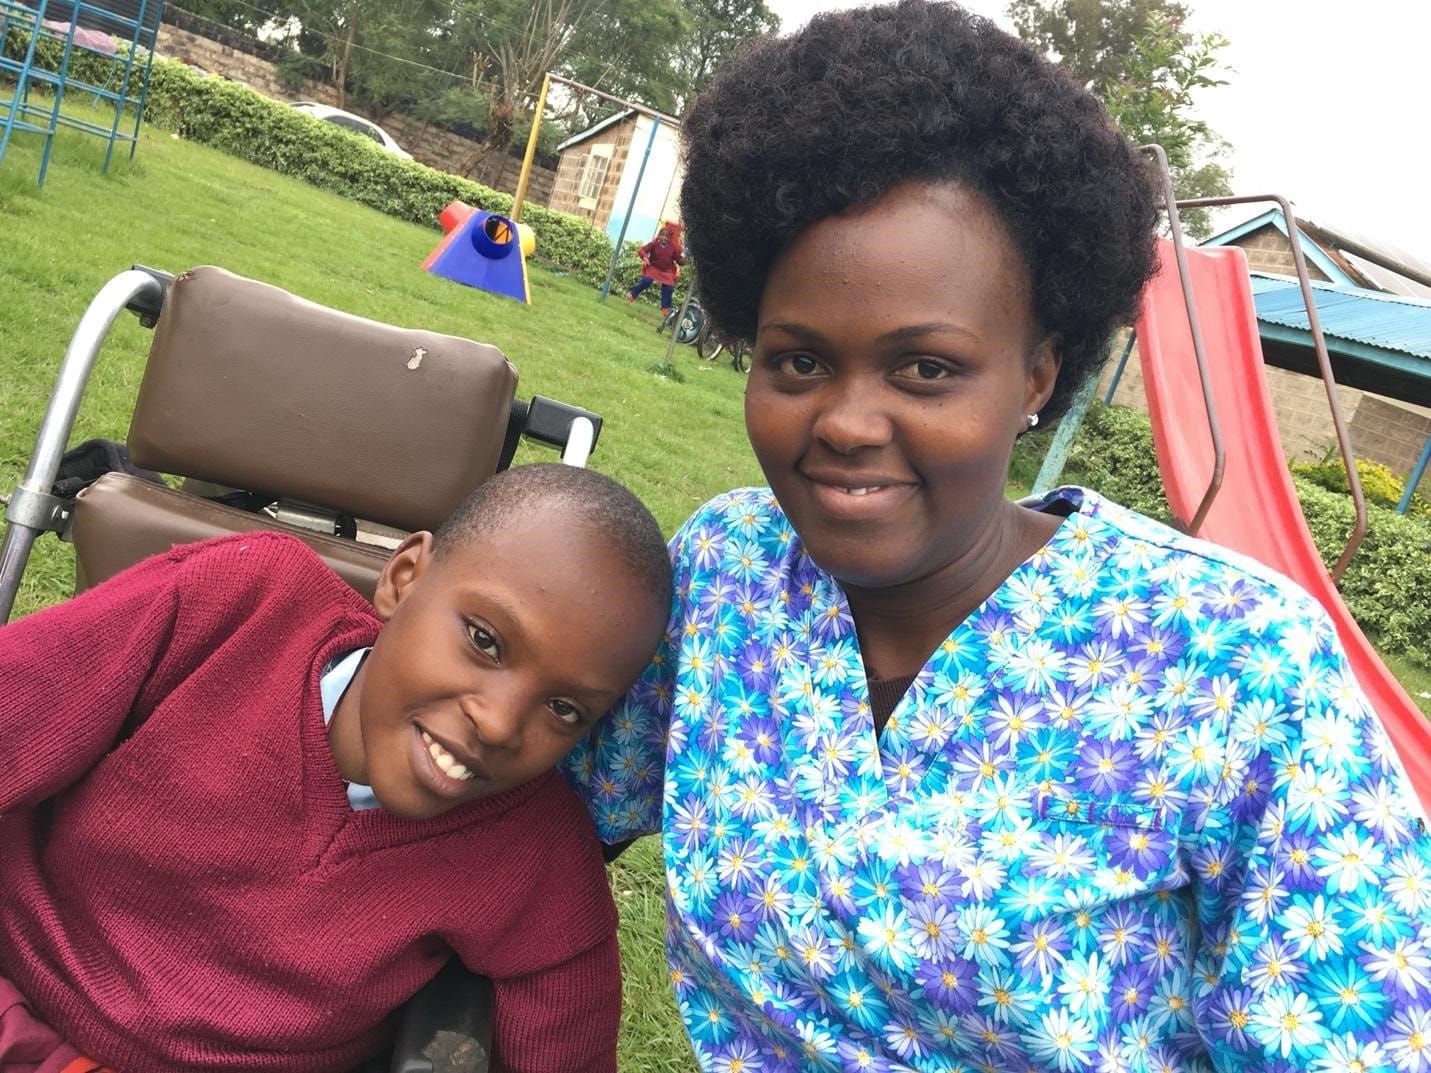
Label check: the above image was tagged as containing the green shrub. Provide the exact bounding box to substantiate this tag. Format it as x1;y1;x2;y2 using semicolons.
274;52;327;95
1010;401;1174;522
1018;403;1431;664
1292;454;1431;517
3;24;132;89
2;32;625;289
1292;478;1431;658
1063;402;1174;523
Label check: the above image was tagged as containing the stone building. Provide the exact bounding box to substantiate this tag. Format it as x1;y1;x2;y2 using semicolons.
549;111;682;249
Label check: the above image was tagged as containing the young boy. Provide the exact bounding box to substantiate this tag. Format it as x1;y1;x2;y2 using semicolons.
0;463;672;1073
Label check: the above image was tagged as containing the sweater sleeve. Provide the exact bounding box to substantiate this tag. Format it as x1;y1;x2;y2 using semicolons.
0;549;181;812
489;931;621;1073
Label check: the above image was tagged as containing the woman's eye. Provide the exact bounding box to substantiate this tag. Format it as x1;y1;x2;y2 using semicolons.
466;623;500;662
549;699;584;726
775;353;822;376
896;358;953;381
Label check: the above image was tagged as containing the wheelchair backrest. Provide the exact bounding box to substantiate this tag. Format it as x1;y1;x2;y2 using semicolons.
68;266;520;598
130;266;517;533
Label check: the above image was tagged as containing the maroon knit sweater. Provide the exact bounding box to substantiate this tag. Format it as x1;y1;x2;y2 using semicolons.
0;534;620;1073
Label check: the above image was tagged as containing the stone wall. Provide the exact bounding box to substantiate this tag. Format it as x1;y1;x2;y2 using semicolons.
1232;225;1335;281
1099;339;1430;494
1350;395;1431;494
153;24;556;204
157;25;337;105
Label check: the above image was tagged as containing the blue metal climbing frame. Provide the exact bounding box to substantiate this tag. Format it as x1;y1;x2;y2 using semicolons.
0;0;163;184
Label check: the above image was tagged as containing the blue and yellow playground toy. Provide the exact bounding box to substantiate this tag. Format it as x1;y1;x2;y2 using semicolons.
422;200;535;304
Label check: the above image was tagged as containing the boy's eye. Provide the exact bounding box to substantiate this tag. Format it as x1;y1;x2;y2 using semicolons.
894;358;954;381
465;622;500;662
549;699;584;726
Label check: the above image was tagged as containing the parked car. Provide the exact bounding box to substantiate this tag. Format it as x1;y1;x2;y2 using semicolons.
289;102;414;161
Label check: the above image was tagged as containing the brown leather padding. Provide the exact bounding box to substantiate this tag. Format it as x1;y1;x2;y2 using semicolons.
126;267;519;534
71;473;391;600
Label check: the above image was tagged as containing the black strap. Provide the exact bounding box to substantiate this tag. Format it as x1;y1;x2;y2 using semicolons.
51;438;164;498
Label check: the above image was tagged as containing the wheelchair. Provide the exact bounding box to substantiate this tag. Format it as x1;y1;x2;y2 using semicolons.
0;265;608;1073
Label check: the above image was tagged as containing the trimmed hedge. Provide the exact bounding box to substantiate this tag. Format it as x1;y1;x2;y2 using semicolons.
1014;402;1431;664
1;33;645;290
1295;482;1431;657
1292;455;1431;518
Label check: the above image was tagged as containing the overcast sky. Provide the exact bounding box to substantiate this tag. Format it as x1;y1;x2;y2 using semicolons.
763;0;1431;262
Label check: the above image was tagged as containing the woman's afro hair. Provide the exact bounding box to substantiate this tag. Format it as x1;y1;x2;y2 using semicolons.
678;0;1160;422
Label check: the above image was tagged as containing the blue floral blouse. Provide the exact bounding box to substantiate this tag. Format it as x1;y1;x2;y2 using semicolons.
562;486;1431;1072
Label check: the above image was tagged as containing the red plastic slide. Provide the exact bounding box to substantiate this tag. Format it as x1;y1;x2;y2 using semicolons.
1134;239;1431;807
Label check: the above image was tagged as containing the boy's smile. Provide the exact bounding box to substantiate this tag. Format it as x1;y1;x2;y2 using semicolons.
327;503;666;820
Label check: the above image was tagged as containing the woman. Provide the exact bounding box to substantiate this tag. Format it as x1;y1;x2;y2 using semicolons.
565;4;1431;1069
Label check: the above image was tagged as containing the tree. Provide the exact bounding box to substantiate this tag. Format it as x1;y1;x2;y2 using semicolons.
188;0;772;184
341;1;452;120
1007;0;1232;238
670;0;778;102
174;0;272;35
562;0;691;118
260;0;443;111
1009;0;1189;90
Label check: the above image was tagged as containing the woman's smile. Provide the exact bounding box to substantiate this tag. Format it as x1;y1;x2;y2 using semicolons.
802;473;916;521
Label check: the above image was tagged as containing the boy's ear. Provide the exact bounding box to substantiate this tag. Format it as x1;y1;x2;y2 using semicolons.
373;532;434;621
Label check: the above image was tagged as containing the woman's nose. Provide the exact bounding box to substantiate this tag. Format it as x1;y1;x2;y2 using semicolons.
810;378;892;453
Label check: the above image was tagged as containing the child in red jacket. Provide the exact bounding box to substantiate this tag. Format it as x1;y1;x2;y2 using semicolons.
0;463;671;1073
625;222;685;315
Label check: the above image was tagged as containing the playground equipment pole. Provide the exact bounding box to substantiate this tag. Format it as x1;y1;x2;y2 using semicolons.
1176;192;1367;579
599;117;661;302
510;73;551;224
1031;345;1105;496
656;264;698;377
1398;434;1431;515
1102;331;1137;404
511;75;680;225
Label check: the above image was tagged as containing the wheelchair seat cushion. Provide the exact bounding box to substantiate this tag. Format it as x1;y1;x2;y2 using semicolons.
70;473;391;599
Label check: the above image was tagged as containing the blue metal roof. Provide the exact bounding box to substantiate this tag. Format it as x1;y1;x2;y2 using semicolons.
1249;273;1431;361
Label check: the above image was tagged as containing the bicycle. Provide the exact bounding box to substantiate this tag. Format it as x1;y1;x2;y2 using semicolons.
657;297;750;372
696;328;750;372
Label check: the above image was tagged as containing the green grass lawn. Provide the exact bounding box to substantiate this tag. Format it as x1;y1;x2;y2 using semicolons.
0;121;765;610
4;109;1430;1070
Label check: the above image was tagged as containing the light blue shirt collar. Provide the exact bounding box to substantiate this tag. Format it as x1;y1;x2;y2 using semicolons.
320;647;381;811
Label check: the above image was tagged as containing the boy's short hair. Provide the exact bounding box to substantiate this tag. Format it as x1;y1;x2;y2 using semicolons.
678;0;1160;422
433;464;672;609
